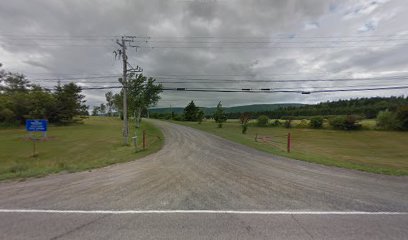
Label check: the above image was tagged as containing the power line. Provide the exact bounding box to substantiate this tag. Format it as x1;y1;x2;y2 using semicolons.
1;42;405;49
65;85;408;94
158;86;408;93
27;75;408;85
3;32;408;39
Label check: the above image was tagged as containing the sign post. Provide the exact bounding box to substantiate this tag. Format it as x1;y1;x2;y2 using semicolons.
26;119;48;157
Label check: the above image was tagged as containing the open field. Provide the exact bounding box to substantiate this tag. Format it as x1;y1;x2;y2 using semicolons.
0;117;163;181
172;120;408;175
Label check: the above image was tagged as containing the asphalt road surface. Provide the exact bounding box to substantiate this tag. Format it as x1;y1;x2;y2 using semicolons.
0;120;407;239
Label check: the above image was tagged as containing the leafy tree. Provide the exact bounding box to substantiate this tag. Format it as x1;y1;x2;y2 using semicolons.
99;103;106;115
92;106;100;116
127;74;163;128
112;92;123;118
27;86;56;119
257;115;269;127
213;101;227;128
105;91;115;116
376;110;397;130
240;112;250;134
0;108;15;124
329;115;361;130
310;116;324;129
184;101;199;121
395;105;408;130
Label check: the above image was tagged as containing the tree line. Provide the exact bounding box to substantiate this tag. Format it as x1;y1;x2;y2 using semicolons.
223;96;408;119
0;65;163;128
0;64;88;126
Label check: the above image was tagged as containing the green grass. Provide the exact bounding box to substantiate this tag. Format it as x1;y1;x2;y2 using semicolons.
172;120;408;175
0;117;163;181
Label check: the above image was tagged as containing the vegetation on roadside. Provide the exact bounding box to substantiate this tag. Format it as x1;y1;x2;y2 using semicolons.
0;117;164;181
223;96;408;119
239;112;250;134
0;63;88;126
172;120;408;175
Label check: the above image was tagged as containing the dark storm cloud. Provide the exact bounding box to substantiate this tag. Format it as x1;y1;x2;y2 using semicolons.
0;0;407;108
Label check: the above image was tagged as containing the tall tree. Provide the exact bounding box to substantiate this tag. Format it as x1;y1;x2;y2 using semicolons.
0;72;30;93
127;74;162;128
92;106;100;116
184;101;199;121
105;91;115;116
99;103;106;115
112;92;123;118
50;82;88;124
213;101;227;128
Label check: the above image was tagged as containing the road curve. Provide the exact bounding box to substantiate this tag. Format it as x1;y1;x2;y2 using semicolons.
0;119;407;239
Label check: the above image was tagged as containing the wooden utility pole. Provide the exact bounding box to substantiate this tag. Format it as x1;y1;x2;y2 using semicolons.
120;37;129;145
115;36;142;145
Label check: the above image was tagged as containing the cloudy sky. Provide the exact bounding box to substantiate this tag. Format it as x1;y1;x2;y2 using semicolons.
0;0;407;108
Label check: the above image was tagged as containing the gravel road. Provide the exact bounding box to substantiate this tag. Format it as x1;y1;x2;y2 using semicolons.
0;120;407;239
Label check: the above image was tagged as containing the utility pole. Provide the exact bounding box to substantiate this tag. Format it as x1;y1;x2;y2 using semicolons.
115;36;142;145
121;37;129;145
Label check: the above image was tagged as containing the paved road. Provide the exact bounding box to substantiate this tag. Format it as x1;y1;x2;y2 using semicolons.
0;120;407;239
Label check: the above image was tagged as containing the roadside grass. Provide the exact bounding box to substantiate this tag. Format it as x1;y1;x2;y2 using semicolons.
172;120;408;175
0;117;163;181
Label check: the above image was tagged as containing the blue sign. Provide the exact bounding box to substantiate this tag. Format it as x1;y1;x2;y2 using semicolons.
26;119;48;132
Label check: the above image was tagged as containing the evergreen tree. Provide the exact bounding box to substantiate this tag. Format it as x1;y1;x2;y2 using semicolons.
213;101;227;128
184;101;199;121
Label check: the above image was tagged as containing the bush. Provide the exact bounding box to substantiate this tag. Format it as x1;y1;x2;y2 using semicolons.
257;115;269;127
329;115;361;130
284;119;292;128
173;114;184;121
376;110;398;130
310;116;324;129
0;108;16;123
395;105;408;130
269;119;281;127
297;119;309;128
240;112;250;134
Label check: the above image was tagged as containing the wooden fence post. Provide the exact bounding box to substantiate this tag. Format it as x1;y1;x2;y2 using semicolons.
287;133;291;153
143;130;147;150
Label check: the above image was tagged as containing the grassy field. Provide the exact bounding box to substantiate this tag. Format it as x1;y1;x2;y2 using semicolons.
173;120;408;175
0;117;163;181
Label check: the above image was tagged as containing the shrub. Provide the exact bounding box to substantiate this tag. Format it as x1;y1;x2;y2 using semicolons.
240;112;251;134
0;108;16;123
310;116;324;129
329;115;361;130
269;119;281;127
284;119;292;128
257;115;269;127
395;105;408;131
376;110;398;130
173;114;184;121
297;119;309;128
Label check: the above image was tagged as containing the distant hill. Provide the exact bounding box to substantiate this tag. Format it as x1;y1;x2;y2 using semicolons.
149;103;304;115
